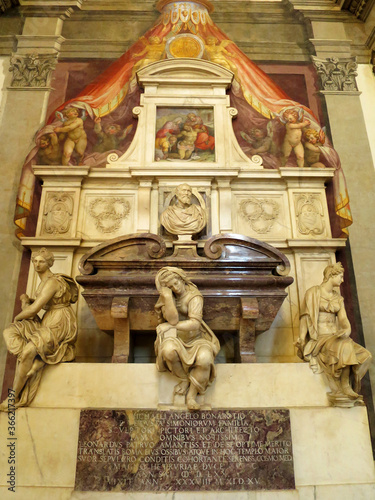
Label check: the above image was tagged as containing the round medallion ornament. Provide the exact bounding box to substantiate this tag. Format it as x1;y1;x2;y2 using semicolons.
166;34;204;59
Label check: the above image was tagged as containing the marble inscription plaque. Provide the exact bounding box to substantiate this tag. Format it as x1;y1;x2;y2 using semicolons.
75;410;295;492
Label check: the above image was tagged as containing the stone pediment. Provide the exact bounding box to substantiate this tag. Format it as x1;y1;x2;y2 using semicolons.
136;58;234;88
107;57;257;171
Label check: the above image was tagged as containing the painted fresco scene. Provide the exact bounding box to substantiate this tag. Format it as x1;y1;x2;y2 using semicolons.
155;107;215;162
15;0;351;238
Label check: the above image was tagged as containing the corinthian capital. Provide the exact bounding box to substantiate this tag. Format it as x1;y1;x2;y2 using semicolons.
312;56;358;92
9;52;58;89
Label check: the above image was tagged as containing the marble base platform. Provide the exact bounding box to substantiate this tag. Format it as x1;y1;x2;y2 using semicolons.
0;364;374;499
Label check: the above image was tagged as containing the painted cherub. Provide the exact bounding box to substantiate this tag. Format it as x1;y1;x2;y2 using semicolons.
37;132;62;165
204;36;237;74
54;107;87;166
280;108;310;168
303;128;326;168
132;36;166;73
93;117;133;153
241;127;273;155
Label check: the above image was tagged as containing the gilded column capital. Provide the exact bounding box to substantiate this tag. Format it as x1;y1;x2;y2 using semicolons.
311;55;358;92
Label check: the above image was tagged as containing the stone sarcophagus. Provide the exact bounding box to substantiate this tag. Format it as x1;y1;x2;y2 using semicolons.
76;233;293;363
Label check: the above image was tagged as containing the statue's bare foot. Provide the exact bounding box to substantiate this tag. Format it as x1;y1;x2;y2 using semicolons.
174;380;189;396
342;386;359;399
26;359;45;378
354;396;365;406
187;398;200;411
0;397;19;412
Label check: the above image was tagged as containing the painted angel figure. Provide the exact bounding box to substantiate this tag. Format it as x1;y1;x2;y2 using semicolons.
132;36;167;73
204;36;237;74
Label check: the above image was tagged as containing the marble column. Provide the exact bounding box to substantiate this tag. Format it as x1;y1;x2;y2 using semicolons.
0;7;82;394
312;54;375;399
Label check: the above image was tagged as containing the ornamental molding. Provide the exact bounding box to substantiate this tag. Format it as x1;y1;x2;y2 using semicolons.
41;192;74;236
9;52;58;89
312;56;358;92
295;193;325;236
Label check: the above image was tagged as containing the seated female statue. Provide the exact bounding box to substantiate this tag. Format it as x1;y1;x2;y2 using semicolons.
296;262;372;407
0;247;78;410
154;267;220;410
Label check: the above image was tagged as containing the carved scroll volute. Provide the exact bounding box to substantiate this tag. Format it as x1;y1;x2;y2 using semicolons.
204;233;291;276
78;233;167;275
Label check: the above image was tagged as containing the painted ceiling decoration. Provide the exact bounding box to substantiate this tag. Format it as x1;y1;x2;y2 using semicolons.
14;0;353;237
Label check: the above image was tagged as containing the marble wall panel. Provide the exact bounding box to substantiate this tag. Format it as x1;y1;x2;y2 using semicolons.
290;407;375;487
289;191;331;240
72;249;113;362
0;409;80;488
77;192;136;241
294;253;335;306
233;192;290;241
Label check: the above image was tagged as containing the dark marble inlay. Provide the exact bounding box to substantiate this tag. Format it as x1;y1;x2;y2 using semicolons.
74;409;295;492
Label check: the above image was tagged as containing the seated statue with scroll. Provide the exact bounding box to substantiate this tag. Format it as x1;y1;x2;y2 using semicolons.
160;183;206;236
0;248;78;410
154;267;220;410
295;262;372;407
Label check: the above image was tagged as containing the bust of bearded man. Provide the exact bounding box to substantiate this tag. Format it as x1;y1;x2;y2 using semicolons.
160;183;207;236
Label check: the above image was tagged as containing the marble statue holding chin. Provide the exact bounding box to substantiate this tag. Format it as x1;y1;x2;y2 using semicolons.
160;183;207;236
154;266;220;410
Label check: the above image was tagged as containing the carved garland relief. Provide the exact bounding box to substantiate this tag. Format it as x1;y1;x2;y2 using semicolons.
88;197;131;234
239;198;279;234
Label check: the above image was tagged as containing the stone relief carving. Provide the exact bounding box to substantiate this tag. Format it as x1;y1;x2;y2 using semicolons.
42;192;74;236
9;52;58;88
88;197;131;234
295;194;325;236
239;198;279;234
295;262;372;408
0;248;78;410
312;56;358;92
155;267;220;410
160;184;207;237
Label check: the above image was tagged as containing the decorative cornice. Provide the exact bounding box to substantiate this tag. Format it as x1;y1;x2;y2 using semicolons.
312;55;359;91
19;0;85;19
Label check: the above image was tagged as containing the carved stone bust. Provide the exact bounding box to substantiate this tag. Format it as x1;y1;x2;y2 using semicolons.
160;183;207;236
